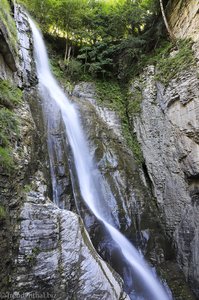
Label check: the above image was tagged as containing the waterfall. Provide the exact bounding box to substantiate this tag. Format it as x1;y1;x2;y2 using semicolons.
28;17;172;300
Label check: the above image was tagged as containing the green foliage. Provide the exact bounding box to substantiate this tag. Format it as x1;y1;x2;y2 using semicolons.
25;247;40;266
155;39;196;84
20;0;163;80
0;146;14;171
95;80;143;163
127;87;142;115
50;58;65;81
0;80;22;108
0;80;21;172
23;184;32;193
95;80;124;112
0;108;19;144
0;204;6;220
65;58;83;81
78;43;116;78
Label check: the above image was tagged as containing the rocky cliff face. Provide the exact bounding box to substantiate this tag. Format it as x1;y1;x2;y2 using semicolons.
13;173;128;300
131;63;199;296
167;0;199;42
1;1;198;299
129;2;199;296
72;82;195;299
0;4;129;299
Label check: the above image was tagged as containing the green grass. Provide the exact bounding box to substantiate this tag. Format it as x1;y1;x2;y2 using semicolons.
0;146;14;171
95;80;124;112
0;79;22;108
145;39;196;84
156;39;195;83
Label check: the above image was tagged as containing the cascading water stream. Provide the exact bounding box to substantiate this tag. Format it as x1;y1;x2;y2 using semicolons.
29;17;172;300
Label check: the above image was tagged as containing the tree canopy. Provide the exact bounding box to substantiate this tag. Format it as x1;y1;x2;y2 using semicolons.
18;0;168;80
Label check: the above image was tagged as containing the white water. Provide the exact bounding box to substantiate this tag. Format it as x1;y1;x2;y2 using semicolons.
29;17;171;300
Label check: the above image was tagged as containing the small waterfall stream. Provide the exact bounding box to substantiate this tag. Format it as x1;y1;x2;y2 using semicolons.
29;17;172;300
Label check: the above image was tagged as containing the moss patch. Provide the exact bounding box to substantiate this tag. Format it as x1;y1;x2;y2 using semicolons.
127;86;142;116
95;80;144;164
0;146;14;171
0;108;19;145
146;39;196;84
0;80;22;172
156;40;195;84
0;204;6;220
0;79;22;108
95;80;124;112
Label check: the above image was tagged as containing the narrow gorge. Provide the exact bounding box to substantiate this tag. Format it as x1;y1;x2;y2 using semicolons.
0;1;198;300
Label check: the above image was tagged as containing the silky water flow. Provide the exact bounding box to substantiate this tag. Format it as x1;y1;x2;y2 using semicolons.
28;17;172;300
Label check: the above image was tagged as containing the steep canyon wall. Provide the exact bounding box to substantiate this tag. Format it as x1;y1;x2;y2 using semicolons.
130;0;199;296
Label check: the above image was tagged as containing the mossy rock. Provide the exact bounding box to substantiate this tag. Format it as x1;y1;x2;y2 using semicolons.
0;79;22;108
95;79;144;164
0;108;19;143
145;39;196;85
0;80;22;172
0;146;14;172
0;204;7;220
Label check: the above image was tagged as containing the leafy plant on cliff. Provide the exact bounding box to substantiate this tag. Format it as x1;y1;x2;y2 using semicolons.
0;80;22;172
0;108;19;172
127;86;142;116
0;108;19;144
149;39;196;84
0;146;14;171
0;80;22;108
95;80;124;112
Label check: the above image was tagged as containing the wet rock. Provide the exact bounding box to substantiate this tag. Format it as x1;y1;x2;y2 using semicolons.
132;66;199;296
0;20;17;72
14;5;37;87
73;82;124;142
71;82;196;300
12;185;129;300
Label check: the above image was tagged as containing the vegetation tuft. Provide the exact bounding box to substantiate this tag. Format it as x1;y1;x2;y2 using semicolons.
0;80;22;173
145;39;196;84
95;80;144;163
0;146;14;171
0;80;22;108
0;204;7;220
